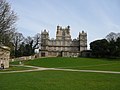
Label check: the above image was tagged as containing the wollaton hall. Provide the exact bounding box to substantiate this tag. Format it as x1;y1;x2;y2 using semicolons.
40;25;87;57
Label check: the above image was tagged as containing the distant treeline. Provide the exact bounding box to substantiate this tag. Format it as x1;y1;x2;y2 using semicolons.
90;32;120;58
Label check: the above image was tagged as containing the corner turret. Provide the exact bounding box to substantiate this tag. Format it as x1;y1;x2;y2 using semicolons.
79;31;87;51
41;29;49;50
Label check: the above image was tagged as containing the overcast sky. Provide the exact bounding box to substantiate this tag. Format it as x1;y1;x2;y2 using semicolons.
8;0;120;48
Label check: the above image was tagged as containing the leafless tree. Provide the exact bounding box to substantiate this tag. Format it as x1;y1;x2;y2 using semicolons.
24;33;41;55
106;32;120;41
0;0;17;45
24;36;33;45
33;33;41;50
12;32;24;56
106;32;117;41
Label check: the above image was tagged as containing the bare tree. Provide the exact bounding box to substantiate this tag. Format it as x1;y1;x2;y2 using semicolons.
106;32;120;41
12;32;24;57
24;36;33;45
0;0;17;45
106;32;117;41
33;33;41;50
23;33;41;55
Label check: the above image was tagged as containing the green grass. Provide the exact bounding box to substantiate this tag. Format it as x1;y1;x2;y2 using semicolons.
10;61;20;65
24;57;120;71
71;63;120;71
0;66;34;72
0;70;120;90
0;60;35;72
0;57;120;90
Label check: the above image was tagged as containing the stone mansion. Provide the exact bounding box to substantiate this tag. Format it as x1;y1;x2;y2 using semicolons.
40;25;87;57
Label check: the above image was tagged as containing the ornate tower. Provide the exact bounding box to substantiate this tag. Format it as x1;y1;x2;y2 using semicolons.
41;29;49;51
56;25;71;40
55;25;72;52
56;25;62;40
79;31;87;52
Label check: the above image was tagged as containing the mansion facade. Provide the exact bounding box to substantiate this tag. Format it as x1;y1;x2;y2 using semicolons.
40;25;87;57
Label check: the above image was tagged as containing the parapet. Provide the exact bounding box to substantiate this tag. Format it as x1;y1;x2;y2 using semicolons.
57;25;70;30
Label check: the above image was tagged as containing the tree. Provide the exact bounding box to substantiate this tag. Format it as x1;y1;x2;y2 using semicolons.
107;39;116;57
19;33;41;56
106;32;120;41
17;42;25;57
116;37;120;57
24;36;33;55
90;32;120;58
106;32;117;41
105;32;120;57
12;32;24;57
32;33;41;52
0;0;17;46
90;39;109;57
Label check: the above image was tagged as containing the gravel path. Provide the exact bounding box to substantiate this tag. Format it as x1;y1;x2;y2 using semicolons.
0;65;120;74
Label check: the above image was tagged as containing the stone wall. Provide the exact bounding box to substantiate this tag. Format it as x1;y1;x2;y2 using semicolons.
0;46;10;68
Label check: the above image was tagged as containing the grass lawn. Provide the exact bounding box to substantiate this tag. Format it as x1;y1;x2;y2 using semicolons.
24;57;120;71
0;70;120;90
0;57;120;90
0;66;34;72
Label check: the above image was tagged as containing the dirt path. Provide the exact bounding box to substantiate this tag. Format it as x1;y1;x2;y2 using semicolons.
56;63;119;69
0;65;120;74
